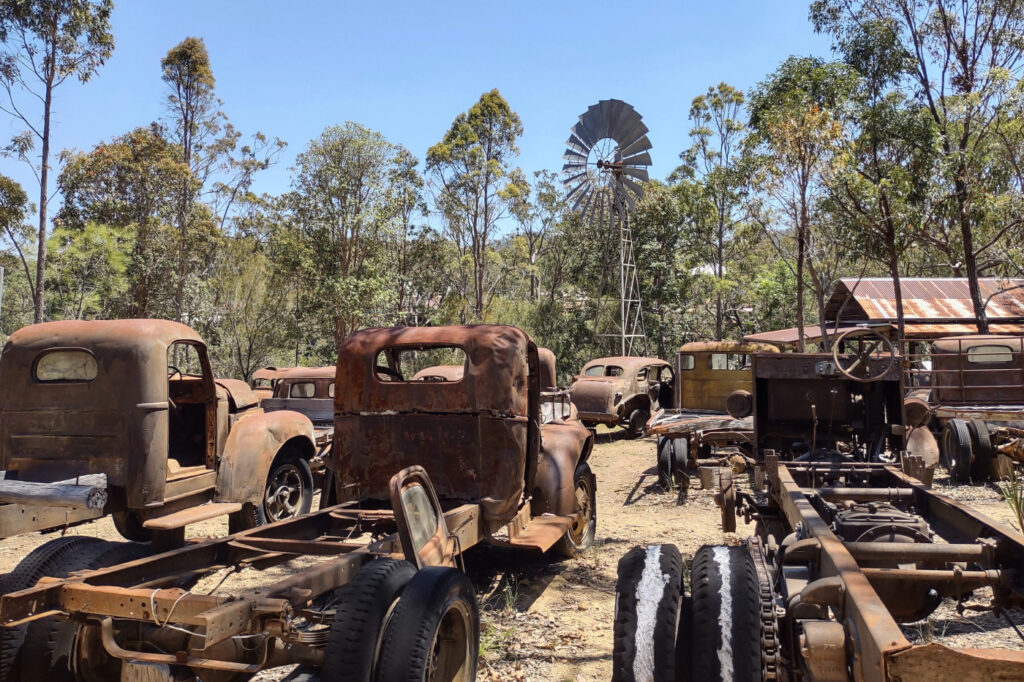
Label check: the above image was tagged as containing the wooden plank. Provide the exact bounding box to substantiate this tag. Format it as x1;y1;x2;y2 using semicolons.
0;502;103;538
142;502;242;530
0;474;107;509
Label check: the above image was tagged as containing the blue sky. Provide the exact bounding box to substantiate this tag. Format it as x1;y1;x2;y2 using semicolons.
2;1;833;210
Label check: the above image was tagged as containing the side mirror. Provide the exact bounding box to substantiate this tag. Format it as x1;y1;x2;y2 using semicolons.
389;465;452;568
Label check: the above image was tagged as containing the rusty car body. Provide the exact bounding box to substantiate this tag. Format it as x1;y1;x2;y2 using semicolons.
905;334;1024;482
250;366;294;403
0;324;595;681
570;355;673;438
648;340;778;483
0;320;319;545
612;330;1024;682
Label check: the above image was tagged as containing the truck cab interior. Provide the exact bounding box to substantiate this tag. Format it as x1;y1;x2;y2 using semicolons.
167;341;216;474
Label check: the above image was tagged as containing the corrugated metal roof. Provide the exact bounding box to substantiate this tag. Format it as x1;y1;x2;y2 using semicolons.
824;278;1024;322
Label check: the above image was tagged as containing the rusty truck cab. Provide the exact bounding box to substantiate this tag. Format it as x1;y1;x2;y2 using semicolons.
334;325;540;529
0;320;219;509
675;341;778;411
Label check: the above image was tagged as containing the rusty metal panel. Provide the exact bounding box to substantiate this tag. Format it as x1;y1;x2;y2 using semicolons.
828;277;1024;321
337;413;528;523
335;326;530;416
333;326;536;525
0;320;202;506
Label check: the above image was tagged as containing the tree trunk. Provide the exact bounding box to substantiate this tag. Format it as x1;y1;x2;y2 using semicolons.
956;176;988;332
33;81;54;323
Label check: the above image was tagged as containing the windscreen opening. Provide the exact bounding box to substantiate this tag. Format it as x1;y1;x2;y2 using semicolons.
374;346;468;382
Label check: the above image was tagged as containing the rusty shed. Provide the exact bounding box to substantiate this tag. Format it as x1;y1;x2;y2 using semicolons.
743;277;1024;348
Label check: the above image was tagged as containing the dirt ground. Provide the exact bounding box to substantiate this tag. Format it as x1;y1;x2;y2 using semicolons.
0;431;1021;681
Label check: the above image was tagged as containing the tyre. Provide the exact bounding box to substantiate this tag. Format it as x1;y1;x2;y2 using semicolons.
0;537;144;682
233;449;314;529
18;541;152;682
967;419;993;481
627;408;650;440
321;558;416;681
376;567;479;682
554;463;596;558
112;510;152;543
684;545;762;682
941;419;973;483
0;536;109;682
657;438;687;488
612;544;683;682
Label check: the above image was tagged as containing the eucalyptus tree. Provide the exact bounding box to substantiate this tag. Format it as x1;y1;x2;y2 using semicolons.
0;0;114;322
812;0;1024;332
282;123;417;352
674;83;748;340
57;124;193;317
160;37;284;325
747;56;856;350
427;89;524;320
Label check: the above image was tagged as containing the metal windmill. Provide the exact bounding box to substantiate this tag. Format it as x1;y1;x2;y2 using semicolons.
562;99;652;356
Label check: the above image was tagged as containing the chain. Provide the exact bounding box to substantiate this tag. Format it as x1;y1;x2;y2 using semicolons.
748;536;782;681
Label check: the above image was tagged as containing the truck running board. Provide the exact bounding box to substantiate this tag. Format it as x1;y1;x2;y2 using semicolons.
142;502;243;530
506;514;573;552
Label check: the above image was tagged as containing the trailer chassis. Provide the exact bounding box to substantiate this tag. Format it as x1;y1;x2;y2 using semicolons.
0;467;490;678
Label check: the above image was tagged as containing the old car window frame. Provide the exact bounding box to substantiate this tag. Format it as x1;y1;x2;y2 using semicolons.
966;345;1015;364
32;347;98;383
678;354;695;371
289;381;317;398
583;365;605;377
636;367;648;380
606;366;624;377
372;344;469;385
328;382;335;398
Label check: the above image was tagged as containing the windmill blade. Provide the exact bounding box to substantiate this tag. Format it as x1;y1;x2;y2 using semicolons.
579;189;595;220
621;151;653;168
620;176;645;199
615;119;649;149
562;161;587;172
570;186;592;213
619;136;652;159
565;177;589;200
609;108;641;142
567;129;593;153
603;100;625;138
620;167;649;182
577;109;603;145
563;169;589;186
563;147;588;162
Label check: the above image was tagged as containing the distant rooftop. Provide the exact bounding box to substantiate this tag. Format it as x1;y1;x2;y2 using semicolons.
744;277;1024;347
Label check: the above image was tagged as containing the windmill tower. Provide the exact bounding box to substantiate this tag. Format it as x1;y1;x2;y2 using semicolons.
562;100;652;356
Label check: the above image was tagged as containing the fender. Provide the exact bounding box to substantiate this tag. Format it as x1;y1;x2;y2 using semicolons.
215;410;315;505
531;420;593;517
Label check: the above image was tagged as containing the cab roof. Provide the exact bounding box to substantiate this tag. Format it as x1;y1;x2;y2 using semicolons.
580;356;669;373
6;319;203;352
678;341;779;354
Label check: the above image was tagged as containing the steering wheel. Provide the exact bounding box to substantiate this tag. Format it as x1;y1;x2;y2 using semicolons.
375;365;404;382
167;365;183;380
832;328;896;383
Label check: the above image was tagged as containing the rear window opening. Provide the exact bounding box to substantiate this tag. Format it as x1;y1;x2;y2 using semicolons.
374;346;468;382
966;345;1015;364
678;354;695;370
252;378;273;389
710;353;751;371
289;382;317;398
583;365;605;377
34;349;98;382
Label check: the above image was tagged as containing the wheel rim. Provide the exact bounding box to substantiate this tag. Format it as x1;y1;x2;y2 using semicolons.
568;477;594;543
426;600;472;681
264;464;304;521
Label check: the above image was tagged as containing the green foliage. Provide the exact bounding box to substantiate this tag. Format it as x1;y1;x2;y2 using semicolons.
427;89;524;319
45;220;130;319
